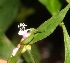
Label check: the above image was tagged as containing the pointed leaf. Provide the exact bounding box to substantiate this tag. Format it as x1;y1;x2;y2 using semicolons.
29;4;70;44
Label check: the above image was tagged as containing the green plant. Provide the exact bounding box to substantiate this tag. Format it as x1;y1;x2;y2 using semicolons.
0;0;70;63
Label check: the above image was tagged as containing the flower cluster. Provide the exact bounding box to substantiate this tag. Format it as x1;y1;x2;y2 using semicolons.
18;23;31;39
11;23;31;56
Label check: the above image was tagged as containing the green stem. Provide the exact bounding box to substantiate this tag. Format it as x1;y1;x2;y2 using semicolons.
27;50;36;63
60;22;70;63
7;45;23;63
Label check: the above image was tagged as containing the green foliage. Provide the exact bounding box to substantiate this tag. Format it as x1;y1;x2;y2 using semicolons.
66;0;70;3
23;44;40;63
60;22;70;63
29;4;70;44
0;0;19;61
0;33;14;60
22;34;34;44
39;0;61;15
0;0;19;32
0;0;70;63
22;28;36;44
8;55;18;63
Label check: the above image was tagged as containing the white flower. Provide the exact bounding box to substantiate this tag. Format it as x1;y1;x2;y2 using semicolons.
17;23;31;54
18;23;31;39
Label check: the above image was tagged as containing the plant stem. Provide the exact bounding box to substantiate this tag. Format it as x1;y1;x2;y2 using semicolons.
60;22;70;63
27;50;36;63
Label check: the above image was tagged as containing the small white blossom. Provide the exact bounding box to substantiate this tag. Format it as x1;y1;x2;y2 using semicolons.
18;23;27;30
18;23;31;39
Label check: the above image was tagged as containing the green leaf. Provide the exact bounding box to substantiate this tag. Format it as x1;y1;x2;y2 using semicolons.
22;28;36;44
22;34;34;44
66;0;70;3
8;45;23;63
60;22;70;63
8;56;23;63
0;33;14;60
8;55;18;63
31;44;40;63
0;0;19;32
29;4;70;44
39;0;61;15
0;32;22;63
23;51;32;63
